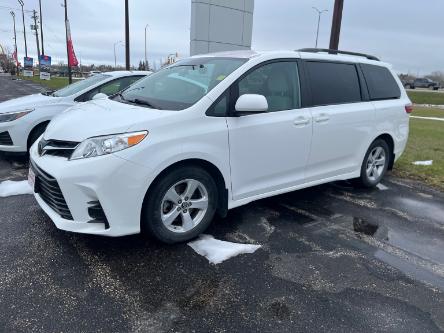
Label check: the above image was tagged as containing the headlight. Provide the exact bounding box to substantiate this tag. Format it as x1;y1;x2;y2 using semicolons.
70;131;148;160
0;109;34;123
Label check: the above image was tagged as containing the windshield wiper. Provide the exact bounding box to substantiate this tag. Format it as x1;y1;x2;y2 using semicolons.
41;90;55;96
129;98;161;109
115;92;126;101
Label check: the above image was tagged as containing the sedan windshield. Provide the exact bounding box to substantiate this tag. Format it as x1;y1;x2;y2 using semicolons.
120;57;247;110
53;74;111;97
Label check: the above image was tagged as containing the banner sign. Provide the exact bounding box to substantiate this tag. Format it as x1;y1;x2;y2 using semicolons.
23;57;33;77
65;20;79;67
39;55;51;80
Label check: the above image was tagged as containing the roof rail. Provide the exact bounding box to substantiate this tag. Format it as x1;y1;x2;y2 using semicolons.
297;48;380;61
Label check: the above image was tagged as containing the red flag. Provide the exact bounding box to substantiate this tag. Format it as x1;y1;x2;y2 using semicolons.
12;50;20;67
65;19;78;67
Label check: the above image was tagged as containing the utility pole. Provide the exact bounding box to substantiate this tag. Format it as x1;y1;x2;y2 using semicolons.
125;0;130;70
64;0;72;83
113;41;122;69
39;0;44;55
32;10;41;65
144;24;149;70
10;11;18;71
329;0;344;51
312;7;328;48
17;0;28;57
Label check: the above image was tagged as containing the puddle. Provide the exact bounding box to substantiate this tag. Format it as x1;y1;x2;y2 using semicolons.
353;217;379;236
396;197;444;224
386;229;444;265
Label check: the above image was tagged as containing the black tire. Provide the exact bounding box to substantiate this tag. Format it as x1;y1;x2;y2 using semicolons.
355;139;390;188
142;166;218;244
27;122;48;151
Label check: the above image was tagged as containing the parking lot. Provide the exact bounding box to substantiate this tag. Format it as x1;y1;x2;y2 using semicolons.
1;76;444;332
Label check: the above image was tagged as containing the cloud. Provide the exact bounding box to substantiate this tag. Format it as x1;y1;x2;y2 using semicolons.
0;0;442;73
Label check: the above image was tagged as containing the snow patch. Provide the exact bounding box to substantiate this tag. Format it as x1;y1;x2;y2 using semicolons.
0;180;33;197
376;183;389;191
412;160;433;166
188;235;261;264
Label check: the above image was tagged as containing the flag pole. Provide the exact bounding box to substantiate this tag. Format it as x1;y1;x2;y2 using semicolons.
64;0;72;84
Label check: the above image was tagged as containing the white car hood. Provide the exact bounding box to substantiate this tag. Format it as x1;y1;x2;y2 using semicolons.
45;98;173;142
0;93;61;114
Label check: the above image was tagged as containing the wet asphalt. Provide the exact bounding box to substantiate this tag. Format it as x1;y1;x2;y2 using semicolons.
1;76;444;332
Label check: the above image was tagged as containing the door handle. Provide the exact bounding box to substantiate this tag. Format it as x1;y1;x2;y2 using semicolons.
293;117;310;126
314;114;330;123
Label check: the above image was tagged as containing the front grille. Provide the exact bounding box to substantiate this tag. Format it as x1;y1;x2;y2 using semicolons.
38;139;79;159
31;159;73;220
0;131;13;145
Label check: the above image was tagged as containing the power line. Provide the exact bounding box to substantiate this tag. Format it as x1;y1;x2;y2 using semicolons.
0;4;34;13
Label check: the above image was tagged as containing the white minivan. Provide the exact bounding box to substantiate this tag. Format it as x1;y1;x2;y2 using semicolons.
29;49;411;243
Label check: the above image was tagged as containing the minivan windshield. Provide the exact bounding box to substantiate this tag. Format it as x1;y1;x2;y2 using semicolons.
52;74;111;97
119;57;247;110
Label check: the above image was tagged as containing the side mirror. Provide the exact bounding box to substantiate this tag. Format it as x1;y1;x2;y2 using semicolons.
235;94;268;113
92;93;108;100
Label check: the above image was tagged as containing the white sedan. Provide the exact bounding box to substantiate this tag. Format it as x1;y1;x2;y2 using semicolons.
0;71;151;153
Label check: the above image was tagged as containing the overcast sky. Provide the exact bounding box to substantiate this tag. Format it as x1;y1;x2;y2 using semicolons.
0;0;443;74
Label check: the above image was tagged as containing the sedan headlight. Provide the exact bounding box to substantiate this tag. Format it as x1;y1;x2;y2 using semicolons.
0;109;34;123
70;131;148;160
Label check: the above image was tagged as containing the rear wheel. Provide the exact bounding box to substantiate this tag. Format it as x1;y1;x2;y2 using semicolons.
142;166;218;244
355;139;390;188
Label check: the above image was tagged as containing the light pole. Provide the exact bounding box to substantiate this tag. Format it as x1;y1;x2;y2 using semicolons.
32;10;41;64
144;24;149;69
114;41;123;69
39;0;44;55
312;7;328;48
124;0;130;70
17;0;27;57
10;11;18;70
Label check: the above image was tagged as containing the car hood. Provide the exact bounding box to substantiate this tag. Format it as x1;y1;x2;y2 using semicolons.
44;98;174;142
0;93;61;114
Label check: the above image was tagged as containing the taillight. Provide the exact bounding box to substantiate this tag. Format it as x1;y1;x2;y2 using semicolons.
405;104;413;114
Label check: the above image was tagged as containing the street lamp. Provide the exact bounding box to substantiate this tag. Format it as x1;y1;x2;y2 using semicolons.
113;40;123;69
312;7;328;48
17;0;28;57
144;24;149;69
10;11;18;70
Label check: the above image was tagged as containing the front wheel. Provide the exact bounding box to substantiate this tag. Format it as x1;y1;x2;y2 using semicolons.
142;166;218;244
355;139;390;188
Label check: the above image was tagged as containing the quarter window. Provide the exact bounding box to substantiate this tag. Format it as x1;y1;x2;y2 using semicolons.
361;64;401;101
306;61;362;106
237;62;301;112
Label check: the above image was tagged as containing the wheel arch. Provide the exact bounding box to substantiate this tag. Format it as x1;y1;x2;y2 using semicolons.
373;133;395;170
141;158;229;227
27;120;50;149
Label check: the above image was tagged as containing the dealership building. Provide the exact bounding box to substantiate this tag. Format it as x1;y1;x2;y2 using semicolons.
190;0;254;56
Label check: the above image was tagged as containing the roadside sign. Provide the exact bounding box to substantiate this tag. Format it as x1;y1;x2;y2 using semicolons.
39;55;51;80
24;57;33;77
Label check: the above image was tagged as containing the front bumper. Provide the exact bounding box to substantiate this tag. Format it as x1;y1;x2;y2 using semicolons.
30;143;154;236
0;121;27;152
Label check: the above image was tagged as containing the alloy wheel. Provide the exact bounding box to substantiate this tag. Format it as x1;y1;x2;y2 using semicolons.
366;146;386;182
160;179;209;233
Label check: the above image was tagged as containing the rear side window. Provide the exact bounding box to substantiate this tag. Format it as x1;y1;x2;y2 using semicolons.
305;61;362;106
361;64;401;101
